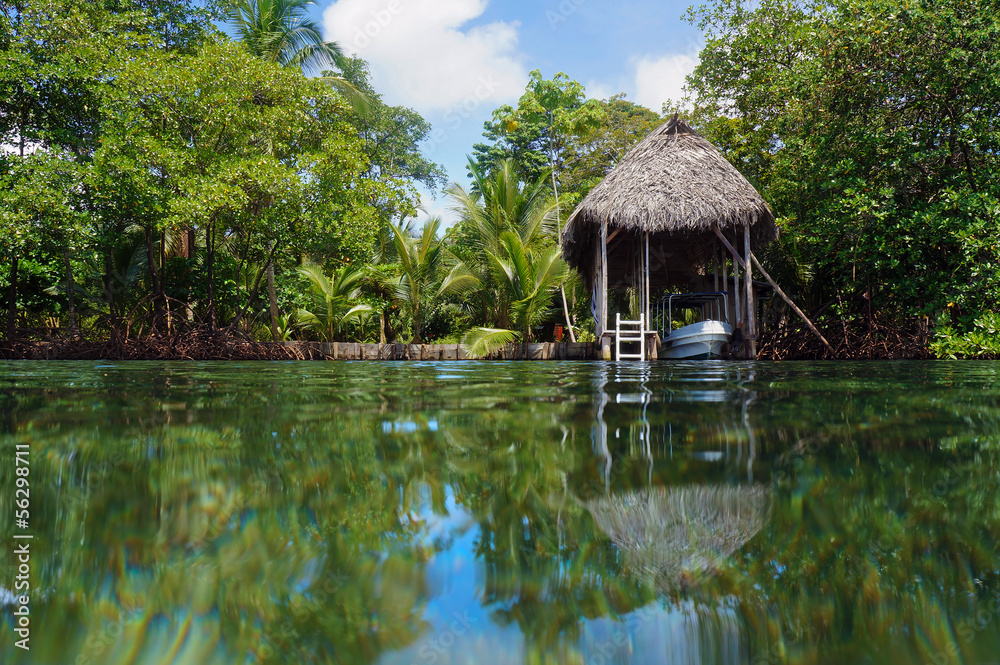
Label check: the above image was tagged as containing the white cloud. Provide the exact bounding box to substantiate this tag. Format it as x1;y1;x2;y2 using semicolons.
631;52;698;112
415;190;460;230
323;0;528;113
584;79;616;101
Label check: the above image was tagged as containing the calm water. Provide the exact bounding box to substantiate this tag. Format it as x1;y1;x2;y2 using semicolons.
1;360;999;665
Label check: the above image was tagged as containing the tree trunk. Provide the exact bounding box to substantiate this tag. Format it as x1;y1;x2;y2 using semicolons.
6;255;18;341
64;251;79;339
206;225;216;329
104;249;118;342
268;262;279;341
560;285;576;343
161;230;172;333
145;227;165;333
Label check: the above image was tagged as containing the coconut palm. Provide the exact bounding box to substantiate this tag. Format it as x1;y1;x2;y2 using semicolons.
384;217;478;344
462;232;567;358
296;263;372;341
449;158;554;331
449;158;551;258
224;0;368;111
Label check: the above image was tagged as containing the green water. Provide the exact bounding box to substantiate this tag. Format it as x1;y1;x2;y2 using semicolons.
1;360;999;665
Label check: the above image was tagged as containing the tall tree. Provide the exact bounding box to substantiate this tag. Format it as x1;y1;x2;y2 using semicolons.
687;0;1000;349
472;71;605;188
224;0;369;338
224;0;365;108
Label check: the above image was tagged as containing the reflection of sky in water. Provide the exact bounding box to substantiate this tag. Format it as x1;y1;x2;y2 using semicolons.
383;420;440;434
3;360;1000;664
379;488;746;665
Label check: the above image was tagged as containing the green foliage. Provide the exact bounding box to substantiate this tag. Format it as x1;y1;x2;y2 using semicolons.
472;70;606;187
686;0;1000;342
0;0;439;343
486;232;567;338
295;263;372;341
930;311;1000;359
383;218;478;343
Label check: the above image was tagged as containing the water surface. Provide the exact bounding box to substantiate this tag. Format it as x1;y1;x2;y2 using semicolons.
1;360;999;664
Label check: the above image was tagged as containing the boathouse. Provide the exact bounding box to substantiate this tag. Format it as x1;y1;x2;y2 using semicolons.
560;115;778;359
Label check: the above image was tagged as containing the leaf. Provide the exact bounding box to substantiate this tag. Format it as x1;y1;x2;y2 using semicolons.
461;327;520;359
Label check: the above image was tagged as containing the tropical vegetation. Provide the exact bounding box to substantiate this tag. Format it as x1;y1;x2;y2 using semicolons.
2;0;1000;357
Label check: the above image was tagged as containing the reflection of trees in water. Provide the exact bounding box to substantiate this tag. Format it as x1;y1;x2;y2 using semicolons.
4;362;1000;663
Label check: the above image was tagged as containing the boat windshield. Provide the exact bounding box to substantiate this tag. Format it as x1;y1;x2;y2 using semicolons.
656;291;729;336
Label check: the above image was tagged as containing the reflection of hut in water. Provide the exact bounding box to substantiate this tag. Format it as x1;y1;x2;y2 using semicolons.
561;116;777;359
584;485;771;590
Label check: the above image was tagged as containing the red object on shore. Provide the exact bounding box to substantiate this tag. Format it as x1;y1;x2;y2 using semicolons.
554;326;563;342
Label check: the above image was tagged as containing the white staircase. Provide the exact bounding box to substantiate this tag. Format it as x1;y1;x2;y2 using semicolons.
615;313;646;361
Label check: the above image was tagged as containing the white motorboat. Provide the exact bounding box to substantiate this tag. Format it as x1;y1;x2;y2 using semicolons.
658;292;734;360
661;319;733;359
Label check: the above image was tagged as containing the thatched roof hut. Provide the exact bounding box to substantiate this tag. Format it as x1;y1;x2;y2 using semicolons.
559;116;778;358
561;115;776;286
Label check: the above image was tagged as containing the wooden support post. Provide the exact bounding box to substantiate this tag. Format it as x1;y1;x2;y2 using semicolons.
601;221;608;335
594;235;603;340
600;221;610;360
732;232;741;329
744;225;757;359
713;244;719;292
644;233;650;332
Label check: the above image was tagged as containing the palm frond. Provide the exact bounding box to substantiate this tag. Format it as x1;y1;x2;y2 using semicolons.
437;263;480;299
461;327;519;359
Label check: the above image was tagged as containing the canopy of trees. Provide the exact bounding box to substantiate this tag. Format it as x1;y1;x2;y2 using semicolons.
3;0;999;357
684;0;1000;357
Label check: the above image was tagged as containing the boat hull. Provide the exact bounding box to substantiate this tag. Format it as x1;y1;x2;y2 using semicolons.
661;321;732;360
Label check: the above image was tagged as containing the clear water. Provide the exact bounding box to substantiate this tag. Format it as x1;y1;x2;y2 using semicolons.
1;360;999;665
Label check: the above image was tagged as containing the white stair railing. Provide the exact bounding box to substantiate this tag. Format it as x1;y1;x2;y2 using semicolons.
615;313;646;361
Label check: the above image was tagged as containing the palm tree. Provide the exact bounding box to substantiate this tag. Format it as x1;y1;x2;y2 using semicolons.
226;0;368;109
450;158;551;257
224;0;369;110
384;218;478;344
462;232;567;358
449;158;553;330
226;0;336;71
296;263;372;341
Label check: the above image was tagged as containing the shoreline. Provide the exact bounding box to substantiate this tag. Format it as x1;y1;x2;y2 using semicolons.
0;340;600;361
0;338;937;361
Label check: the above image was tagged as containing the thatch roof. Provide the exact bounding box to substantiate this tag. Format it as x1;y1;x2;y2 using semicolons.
561;116;777;279
584;485;771;591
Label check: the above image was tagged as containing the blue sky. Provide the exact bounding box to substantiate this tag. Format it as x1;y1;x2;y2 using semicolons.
313;0;704;223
